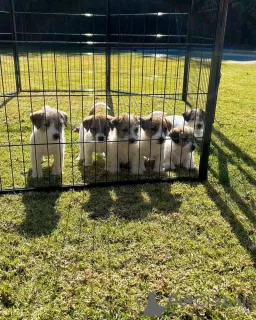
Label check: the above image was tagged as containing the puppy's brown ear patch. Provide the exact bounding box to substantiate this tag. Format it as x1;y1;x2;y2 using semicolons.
164;118;172;132
170;130;180;144
106;115;114;122
182;110;192;122
30;111;45;129
140;117;149;131
83;116;93;131
60;111;68;126
109;117;119;129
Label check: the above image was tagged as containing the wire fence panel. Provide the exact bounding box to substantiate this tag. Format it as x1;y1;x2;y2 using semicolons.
0;0;229;193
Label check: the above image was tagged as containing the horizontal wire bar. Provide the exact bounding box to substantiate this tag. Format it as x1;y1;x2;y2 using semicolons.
15;32;187;38
14;11;189;17
0;40;214;47
0;176;200;194
0;91;205;98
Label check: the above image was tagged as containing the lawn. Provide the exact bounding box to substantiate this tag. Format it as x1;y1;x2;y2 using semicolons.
0;52;256;319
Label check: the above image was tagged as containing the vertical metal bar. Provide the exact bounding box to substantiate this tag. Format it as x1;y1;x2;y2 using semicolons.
106;0;111;93
9;0;21;93
199;0;229;181
182;0;194;103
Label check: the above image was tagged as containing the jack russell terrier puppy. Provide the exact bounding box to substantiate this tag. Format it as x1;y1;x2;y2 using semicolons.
106;113;145;175
77;102;113;166
164;126;197;171
139;113;172;172
30;105;68;178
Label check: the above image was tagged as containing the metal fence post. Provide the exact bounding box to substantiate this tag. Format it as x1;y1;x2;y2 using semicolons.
198;0;229;181
106;0;111;93
10;0;21;93
182;0;194;103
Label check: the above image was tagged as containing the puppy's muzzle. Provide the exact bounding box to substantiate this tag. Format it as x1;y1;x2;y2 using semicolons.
129;138;136;144
53;133;60;140
158;137;165;144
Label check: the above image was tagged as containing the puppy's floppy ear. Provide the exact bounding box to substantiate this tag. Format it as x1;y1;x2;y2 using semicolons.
109;117;119;129
164;118;172;132
199;109;206;120
60;111;68;127
106;115;114;121
83;115;93;131
182;110;192;122
30;111;45;129
139;117;149;131
170;130;180;144
133;116;140;126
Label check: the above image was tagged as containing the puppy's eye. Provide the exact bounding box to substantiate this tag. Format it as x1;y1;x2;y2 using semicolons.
151;127;157;133
134;128;139;133
45;122;50;128
90;127;96;132
123;128;128;133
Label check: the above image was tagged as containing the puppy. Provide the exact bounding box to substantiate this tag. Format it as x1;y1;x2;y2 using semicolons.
30;105;68;178
164;126;197;171
106;113;145;175
139;114;172;172
77;102;113;166
166;108;205;141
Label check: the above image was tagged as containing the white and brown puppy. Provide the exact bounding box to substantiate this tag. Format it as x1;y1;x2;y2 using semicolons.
166;108;205;141
30;105;68;178
77;102;113;166
106;113;145;175
139;114;171;172
164;126;197;171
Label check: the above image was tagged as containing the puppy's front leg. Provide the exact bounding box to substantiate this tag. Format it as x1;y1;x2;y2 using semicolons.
84;144;94;166
52;146;63;175
183;154;197;170
105;144;120;173
153;155;164;173
31;147;43;178
130;153;145;175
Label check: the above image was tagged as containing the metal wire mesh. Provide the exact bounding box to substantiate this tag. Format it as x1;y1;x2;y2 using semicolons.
0;0;229;193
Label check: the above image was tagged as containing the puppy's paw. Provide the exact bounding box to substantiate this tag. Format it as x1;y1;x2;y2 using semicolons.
32;171;43;179
184;163;197;170
164;162;176;171
84;159;93;166
153;167;165;173
52;168;62;175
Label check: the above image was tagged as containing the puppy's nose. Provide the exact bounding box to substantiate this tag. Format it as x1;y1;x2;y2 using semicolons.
129;138;136;144
53;133;60;140
191;145;196;151
98;136;104;141
158;137;165;144
197;124;203;129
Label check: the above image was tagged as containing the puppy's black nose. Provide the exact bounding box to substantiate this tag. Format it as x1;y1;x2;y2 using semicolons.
191;145;196;151
98;136;104;141
129;138;136;144
53;133;60;140
197;124;203;129
158;137;165;144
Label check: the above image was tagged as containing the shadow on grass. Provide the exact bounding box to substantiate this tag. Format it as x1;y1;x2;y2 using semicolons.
82;182;182;220
19;169;61;237
205;128;256;264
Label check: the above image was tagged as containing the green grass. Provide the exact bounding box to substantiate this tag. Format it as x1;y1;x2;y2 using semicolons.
0;53;256;319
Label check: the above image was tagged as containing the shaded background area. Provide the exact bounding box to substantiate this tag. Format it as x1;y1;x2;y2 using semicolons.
0;0;255;48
